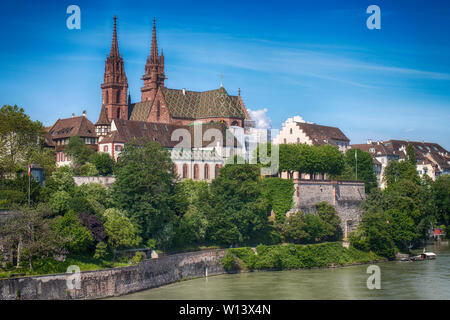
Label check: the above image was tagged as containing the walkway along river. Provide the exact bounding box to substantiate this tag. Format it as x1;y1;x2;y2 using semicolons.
113;242;450;300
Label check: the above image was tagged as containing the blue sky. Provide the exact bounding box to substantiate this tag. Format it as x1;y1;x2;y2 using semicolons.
0;0;449;149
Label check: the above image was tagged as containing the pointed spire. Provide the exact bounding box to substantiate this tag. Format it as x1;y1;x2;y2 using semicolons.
150;17;158;63
238;88;241;96
110;15;119;57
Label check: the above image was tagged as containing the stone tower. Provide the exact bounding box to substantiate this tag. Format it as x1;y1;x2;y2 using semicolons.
141;18;166;101
99;16;129;122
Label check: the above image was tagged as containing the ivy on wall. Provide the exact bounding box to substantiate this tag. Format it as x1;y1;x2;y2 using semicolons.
261;178;294;223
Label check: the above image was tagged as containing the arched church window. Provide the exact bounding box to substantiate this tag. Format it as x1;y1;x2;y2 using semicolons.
105;91;109;104
116;91;120;104
194;164;199;180
204;164;209;180
215;164;220;178
183;164;188;179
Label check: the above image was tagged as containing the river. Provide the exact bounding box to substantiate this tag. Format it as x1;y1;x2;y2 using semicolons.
115;242;450;300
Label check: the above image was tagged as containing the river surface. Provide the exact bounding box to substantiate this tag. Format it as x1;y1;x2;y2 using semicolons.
115;242;450;300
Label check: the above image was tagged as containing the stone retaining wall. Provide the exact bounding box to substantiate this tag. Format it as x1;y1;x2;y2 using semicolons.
0;249;226;300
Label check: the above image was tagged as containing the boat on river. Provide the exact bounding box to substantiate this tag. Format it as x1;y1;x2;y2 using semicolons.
401;249;437;261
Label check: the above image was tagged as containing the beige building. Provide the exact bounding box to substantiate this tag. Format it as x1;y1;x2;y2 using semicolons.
273;116;350;152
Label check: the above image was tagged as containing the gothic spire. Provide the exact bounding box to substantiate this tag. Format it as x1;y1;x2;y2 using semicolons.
150;17;158;63
110;15;119;57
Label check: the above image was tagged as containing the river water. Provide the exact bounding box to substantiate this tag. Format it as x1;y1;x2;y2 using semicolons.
115;242;450;300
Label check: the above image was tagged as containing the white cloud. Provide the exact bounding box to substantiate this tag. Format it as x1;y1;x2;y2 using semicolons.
248;108;271;129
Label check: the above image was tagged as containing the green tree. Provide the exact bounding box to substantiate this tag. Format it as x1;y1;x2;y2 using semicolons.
207;164;272;245
51;210;94;254
0;205;62;270
335;148;378;193
281;211;309;243
261;177;294;223
65;136;95;168
0;105;43;178
432;175;450;227
90;152;115;176
406;144;417;165
383;160;420;187
103;208;141;250
78;162;99;177
93;242;108;260
315;202;343;241
111;138;178;247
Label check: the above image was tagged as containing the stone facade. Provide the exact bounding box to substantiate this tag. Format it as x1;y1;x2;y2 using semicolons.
291;179;366;238
0;249;226;300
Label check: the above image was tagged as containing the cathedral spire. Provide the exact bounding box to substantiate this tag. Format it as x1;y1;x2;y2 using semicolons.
110;15;119;57
150;17;158;63
141;18;166;101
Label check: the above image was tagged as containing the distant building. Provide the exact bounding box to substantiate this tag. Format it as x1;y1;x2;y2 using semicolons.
45;112;98;167
273;116;350;152
351;139;449;188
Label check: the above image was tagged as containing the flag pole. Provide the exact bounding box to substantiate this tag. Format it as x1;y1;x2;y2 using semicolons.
355;150;358;181
28;162;31;207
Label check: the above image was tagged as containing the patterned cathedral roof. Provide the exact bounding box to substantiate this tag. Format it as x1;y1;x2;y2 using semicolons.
129;86;248;121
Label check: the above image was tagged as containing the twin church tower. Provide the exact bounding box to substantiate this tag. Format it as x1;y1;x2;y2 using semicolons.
99;16;166;123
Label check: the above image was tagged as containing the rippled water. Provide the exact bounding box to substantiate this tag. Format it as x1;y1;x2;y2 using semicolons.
114;242;450;300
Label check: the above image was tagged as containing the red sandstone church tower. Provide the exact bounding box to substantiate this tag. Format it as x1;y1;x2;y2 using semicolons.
97;16;129;135
141;18;166;101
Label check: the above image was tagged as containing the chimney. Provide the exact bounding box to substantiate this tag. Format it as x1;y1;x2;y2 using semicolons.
71;113;75;118
182;88;186;96
82;110;87;117
367;139;372;144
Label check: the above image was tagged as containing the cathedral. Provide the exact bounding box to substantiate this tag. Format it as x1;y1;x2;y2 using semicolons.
95;16;250;137
47;17;258;181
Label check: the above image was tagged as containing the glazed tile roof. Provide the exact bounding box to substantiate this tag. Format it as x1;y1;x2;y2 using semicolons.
296;122;350;145
128;86;249;121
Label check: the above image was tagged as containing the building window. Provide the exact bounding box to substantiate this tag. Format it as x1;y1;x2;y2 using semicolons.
116;91;120;104
284;138;287;144
297;137;300;143
290;128;293;134
204;164;209;180
183;164;188;179
103;145;108;152
231;121;239;126
106;91;109;104
115;145;122;151
194;164;199;180
215;164;220;178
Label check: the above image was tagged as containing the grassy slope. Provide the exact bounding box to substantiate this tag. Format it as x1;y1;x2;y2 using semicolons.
223;242;384;271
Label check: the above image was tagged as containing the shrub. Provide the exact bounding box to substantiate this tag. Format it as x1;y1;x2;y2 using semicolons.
131;252;146;264
221;251;238;272
93;242;108;260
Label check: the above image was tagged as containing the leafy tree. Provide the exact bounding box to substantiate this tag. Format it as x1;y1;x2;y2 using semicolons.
65;136;95;168
111;138;178;247
206;164;272;245
43;166;76;195
383;160;420;187
350;208;396;259
173;180;210;247
315;202;343;241
316;145;345;177
78;212;106;244
406;144;417;165
281;211;309;243
78;162;99;177
432;175;450;227
334;148;378;193
103;208;141;250
29;148;56;179
51;210;94;254
0;205;62;270
278;144;299;178
48;190;72;215
0;105;43;177
90;152;115;176
385;208;417;251
0;171;42;208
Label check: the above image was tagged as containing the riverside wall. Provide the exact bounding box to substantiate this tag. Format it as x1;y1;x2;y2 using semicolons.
292;179;366;237
0;249;226;300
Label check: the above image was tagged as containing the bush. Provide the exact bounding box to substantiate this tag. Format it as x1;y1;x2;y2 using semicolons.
93;242;108;260
221;251;238;272
131;252;146;264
